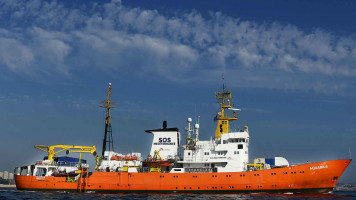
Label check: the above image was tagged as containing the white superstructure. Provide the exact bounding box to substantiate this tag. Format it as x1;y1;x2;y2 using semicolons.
97;151;142;172
175;118;250;173
96;77;289;174
14;158;89;180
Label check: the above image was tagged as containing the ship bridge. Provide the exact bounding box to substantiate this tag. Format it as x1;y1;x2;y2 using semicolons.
174;77;250;173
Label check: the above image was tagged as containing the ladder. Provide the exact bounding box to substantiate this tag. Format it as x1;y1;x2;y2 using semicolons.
78;168;89;192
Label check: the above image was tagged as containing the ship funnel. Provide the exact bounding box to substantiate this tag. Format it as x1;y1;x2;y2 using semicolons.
145;123;180;160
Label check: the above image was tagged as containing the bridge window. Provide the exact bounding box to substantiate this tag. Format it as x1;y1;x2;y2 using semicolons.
238;144;243;149
227;138;247;143
219;152;226;156
35;167;47;176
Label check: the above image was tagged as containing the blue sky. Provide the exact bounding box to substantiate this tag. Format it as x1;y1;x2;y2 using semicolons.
0;0;355;183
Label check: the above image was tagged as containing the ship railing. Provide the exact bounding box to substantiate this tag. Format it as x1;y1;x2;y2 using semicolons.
225;113;237;118
35;161;89;168
57;161;88;167
35;160;57;166
185;168;213;173
291;163;303;166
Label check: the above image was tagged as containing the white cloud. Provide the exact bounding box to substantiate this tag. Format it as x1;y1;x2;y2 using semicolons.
0;37;34;72
0;0;356;94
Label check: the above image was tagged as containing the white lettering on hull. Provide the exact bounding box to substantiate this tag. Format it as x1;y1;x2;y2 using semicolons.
310;165;328;170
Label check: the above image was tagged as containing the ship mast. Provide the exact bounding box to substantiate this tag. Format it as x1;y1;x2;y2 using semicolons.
100;83;115;157
214;75;238;139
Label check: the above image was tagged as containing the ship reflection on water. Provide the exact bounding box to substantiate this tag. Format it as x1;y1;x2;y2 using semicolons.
1;188;356;200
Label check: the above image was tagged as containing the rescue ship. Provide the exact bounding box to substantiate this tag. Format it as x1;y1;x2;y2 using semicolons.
14;80;351;194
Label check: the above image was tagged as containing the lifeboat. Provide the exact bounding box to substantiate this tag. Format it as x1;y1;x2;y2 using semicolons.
125;156;138;160
143;159;172;167
143;150;172;167
110;156;122;161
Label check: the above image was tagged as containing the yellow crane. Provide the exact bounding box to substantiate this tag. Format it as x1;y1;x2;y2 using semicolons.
34;145;102;169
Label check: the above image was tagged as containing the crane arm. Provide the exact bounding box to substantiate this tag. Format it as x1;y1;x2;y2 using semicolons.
34;145;50;153
34;145;97;162
67;147;102;170
94;155;102;170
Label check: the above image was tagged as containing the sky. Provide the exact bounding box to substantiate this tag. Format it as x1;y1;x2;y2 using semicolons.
0;0;355;183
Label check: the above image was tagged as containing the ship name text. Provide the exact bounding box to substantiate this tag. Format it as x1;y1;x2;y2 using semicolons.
310;165;328;170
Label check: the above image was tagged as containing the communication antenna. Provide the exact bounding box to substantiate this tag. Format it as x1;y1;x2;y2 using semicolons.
222;74;225;92
100;83;116;157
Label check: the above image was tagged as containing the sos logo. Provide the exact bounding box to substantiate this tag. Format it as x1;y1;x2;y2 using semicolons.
159;137;171;143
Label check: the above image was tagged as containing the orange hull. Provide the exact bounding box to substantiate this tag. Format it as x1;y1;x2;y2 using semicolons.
15;159;351;193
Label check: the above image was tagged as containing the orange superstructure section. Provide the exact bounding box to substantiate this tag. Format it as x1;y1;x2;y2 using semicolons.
15;159;351;193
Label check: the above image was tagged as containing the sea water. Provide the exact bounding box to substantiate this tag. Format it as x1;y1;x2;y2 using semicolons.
1;188;355;200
